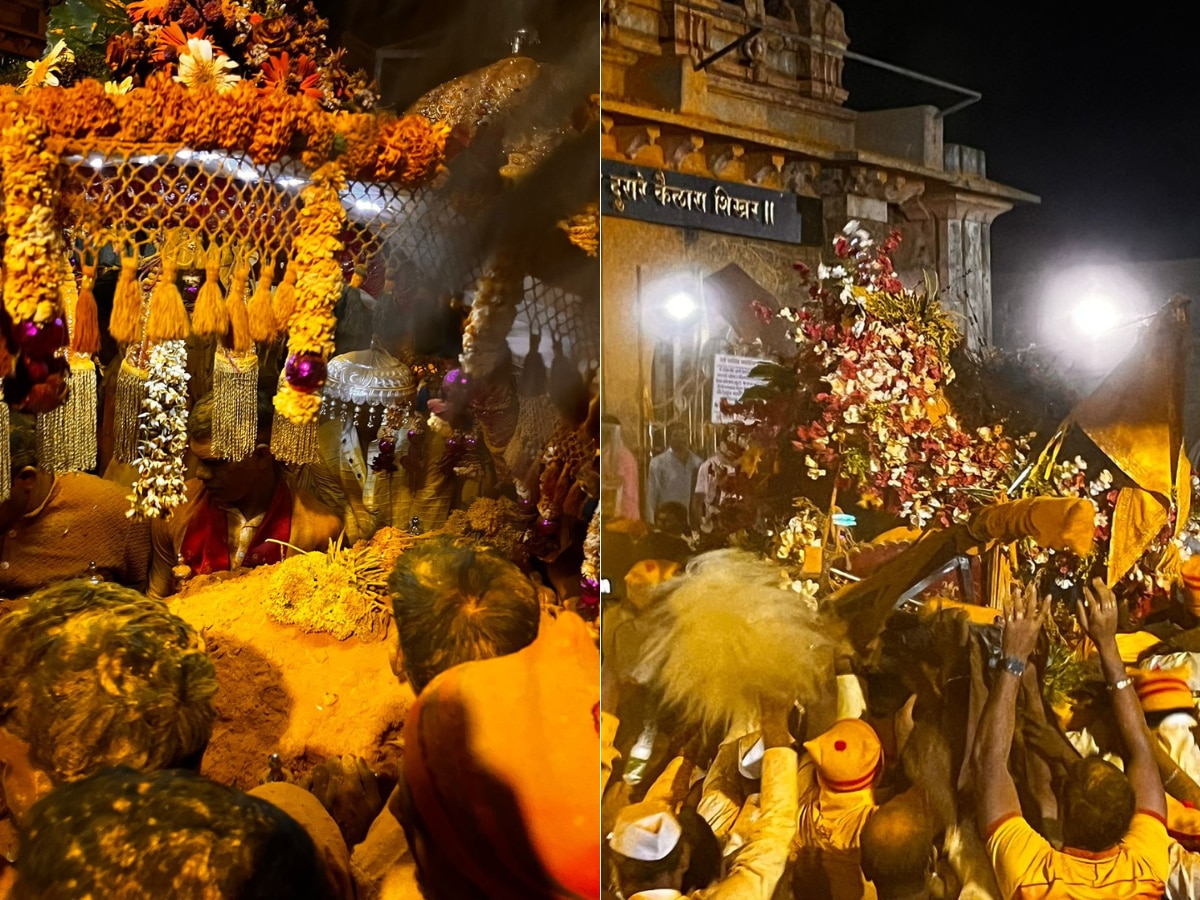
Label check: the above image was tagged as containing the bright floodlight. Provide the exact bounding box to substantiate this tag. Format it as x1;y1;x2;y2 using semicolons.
1070;295;1120;338
665;291;697;321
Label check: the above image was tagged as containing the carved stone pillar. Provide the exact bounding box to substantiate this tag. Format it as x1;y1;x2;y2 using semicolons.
902;191;1014;352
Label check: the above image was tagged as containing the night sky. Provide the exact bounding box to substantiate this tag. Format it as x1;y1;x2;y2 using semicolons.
836;2;1200;340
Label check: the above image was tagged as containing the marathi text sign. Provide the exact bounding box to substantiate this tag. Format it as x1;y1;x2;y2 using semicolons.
602;160;804;243
711;354;769;423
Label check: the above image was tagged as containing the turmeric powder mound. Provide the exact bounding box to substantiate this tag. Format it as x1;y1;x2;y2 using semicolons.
262;543;391;641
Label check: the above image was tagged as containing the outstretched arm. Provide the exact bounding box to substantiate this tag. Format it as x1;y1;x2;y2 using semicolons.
1078;578;1166;819
972;583;1047;834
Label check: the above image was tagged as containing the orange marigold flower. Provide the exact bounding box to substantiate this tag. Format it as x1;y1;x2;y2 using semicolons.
207;79;255;151
333;113;380;180
375;115;445;186
249;90;301;165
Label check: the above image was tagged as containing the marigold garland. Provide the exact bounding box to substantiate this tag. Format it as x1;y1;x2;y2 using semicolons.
1;106;64;329
275;162;345;425
375;115;450;185
1;79;445;191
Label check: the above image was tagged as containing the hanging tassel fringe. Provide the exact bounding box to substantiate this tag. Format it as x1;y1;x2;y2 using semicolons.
146;255;190;343
191;246;230;338
0;401;10;503
269;369;321;465
36;357;98;472
247;270;278;343
71;261;101;356
211;350;260;461
113;357;151;465
110;254;143;345
226;263;253;353
272;267;297;328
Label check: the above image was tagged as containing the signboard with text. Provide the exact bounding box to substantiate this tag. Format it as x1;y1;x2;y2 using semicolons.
602;160;807;243
711;354;770;423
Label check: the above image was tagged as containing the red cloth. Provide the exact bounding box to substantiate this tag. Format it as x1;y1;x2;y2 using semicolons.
179;483;293;574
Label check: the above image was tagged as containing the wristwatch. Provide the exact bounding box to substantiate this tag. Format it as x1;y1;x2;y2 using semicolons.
1000;656;1027;678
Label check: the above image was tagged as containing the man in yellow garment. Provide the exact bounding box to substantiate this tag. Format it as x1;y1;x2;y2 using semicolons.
972;580;1170;899
794;718;882;900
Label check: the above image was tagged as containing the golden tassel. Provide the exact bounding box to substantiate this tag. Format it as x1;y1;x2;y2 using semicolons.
109;254;143;345
211;348;260;461
226;262;253;353
191;245;230;338
272;266;297;328
0;401;10;503
146;254;190;343
268;369;321;465
71;259;101;356
247;269;278;344
39;255;99;472
36;357;98;473
113;356;150;465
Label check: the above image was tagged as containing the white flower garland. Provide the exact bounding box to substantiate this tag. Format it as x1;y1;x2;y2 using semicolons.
128;340;191;520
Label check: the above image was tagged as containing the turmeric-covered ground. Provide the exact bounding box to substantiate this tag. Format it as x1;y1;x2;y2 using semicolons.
167;531;416;790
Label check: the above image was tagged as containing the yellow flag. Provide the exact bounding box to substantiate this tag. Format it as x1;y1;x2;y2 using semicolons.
1069;298;1189;581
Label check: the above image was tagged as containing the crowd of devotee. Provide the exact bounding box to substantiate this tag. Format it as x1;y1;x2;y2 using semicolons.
597;416;1200;900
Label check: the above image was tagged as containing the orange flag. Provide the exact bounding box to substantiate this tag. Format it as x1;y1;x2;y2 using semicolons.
1068;297;1190;583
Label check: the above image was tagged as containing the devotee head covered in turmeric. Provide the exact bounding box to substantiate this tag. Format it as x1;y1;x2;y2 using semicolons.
859;796;936;900
147;391;342;598
387;534;540;693
0;579;217;825
10;767;338;900
0;412;151;596
391;611;600;900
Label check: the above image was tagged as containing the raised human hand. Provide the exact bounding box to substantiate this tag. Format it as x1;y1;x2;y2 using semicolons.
1001;581;1048;663
1076;577;1119;648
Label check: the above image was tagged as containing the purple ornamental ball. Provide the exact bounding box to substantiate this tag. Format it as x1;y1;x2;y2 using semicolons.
16;317;67;359
464;435;478;450
378;439;396;455
443;368;468;389
406;428;418;440
535;516;559;536
285;352;327;393
445;436;460;452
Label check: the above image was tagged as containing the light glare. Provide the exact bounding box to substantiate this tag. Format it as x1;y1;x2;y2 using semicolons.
665;291;697;321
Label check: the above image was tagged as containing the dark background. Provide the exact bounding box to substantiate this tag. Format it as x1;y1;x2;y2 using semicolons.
834;2;1200;344
315;0;595;110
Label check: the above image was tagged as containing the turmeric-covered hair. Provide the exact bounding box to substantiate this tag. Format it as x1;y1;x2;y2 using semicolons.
388;536;540;693
0;580;217;783
14;767;335;900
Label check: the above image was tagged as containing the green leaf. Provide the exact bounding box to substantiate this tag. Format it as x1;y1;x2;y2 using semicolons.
739;386;779;403
47;0;130;54
748;362;790;381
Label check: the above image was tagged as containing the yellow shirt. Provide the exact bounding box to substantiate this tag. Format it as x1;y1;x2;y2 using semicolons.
986;811;1170;899
796;784;878;900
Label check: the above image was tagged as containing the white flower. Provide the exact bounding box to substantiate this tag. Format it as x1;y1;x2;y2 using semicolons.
174;38;241;93
841;220;861;236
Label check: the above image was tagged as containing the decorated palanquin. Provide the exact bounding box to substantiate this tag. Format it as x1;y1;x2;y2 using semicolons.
0;1;600;598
